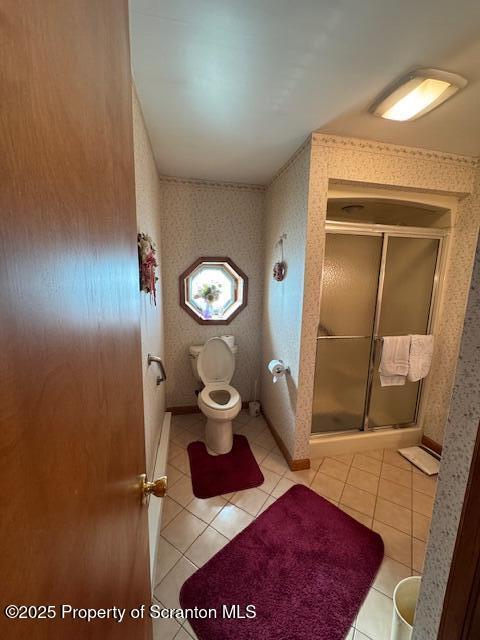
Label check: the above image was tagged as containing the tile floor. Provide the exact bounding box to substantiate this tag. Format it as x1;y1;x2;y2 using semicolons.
153;410;437;640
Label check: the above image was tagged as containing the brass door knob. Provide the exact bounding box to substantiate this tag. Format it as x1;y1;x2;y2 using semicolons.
140;474;167;501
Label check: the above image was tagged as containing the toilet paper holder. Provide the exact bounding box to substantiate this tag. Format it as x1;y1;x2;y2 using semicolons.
267;359;290;383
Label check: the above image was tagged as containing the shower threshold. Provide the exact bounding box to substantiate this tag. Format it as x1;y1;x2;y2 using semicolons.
309;424;422;462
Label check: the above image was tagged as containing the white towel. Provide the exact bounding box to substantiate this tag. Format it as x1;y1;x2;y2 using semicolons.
408;335;434;382
379;336;411;386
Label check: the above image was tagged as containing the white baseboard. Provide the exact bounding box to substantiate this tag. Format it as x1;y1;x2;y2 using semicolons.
148;411;171;589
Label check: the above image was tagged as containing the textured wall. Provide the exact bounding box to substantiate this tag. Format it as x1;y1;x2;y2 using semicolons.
260;144;311;459
132;89;166;476
422;190;480;444
159;178;265;407
296;143;329;459
294;134;479;458
413;228;480;640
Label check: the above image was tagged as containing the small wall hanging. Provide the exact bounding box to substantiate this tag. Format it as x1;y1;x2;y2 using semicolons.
273;234;287;281
137;232;158;305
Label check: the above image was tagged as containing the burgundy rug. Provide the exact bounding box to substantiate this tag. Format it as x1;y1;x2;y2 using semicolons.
180;485;384;640
187;434;264;499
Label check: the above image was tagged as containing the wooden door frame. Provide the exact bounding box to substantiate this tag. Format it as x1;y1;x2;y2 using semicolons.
437;420;480;639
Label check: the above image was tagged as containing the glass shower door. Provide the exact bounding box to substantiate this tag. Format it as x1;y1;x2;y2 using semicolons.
367;236;440;427
311;233;383;434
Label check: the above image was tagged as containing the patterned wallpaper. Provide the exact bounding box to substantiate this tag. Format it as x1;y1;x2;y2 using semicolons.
260;143;311;458
292;134;479;459
318;135;475;193
295;143;329;459
413;229;480;640
132;88;166;476
159;178;265;407
422;191;480;443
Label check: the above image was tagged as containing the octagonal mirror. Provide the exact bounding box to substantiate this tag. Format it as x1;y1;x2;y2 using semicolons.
179;257;248;324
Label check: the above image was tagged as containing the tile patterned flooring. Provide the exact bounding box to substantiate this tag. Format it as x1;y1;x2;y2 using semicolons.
153;411;437;640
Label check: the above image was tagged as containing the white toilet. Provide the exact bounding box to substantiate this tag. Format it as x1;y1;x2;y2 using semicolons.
191;337;241;454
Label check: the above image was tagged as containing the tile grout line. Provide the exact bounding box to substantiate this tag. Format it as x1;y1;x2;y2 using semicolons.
157;414;288;638
336;452;357;508
165;412;277;637
156;412;285;599
371;447;385;533
340;451;383;521
411;463;415;572
335;453;362;633
161;415;434;639
156;417;244;591
280;442;428;540
355;448;394;637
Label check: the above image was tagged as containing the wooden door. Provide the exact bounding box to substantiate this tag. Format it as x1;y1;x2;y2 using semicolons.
0;2;151;639
437;421;480;640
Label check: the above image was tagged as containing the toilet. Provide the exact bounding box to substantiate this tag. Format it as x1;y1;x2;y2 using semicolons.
194;337;241;454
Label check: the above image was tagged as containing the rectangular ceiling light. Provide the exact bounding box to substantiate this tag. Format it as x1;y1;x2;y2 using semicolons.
371;69;467;121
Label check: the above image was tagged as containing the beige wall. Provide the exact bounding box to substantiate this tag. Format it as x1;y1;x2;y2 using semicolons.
159;178;265;408
132;89;166;476
422;190;480;444
414;223;480;639
260;143;311;459
295;134;479;458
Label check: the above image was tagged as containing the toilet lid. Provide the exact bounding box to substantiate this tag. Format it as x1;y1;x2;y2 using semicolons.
197;337;235;384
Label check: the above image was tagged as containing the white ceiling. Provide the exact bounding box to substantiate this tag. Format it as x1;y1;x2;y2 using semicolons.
130;0;480;185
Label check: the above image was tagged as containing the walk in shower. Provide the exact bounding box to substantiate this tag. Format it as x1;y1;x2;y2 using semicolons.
311;199;446;437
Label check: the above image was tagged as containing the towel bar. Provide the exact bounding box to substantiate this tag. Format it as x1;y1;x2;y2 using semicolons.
147;354;167;385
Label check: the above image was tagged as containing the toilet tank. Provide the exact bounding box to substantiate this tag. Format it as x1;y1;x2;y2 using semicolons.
189;339;238;381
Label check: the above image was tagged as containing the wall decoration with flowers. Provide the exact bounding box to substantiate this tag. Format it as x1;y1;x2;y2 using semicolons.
273;233;287;282
137;232;158;305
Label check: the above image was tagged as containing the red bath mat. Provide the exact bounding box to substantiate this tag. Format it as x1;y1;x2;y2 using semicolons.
180;484;384;640
187;434;264;499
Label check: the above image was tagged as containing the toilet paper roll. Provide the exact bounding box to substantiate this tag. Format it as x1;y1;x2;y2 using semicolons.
221;334;235;349
268;359;286;383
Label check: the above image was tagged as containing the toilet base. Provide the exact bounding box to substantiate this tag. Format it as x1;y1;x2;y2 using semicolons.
205;418;233;455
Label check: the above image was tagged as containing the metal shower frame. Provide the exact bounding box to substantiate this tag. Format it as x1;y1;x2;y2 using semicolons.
314;219;448;434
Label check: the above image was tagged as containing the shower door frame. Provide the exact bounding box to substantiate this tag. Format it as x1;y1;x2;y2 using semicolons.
314;220;448;435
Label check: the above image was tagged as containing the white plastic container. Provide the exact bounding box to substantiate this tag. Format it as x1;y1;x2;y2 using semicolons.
391;576;421;640
248;401;260;417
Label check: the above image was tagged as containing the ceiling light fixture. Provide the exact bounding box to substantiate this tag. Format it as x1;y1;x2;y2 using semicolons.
370;68;467;122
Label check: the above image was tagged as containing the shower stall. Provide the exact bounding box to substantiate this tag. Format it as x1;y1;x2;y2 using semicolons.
311;202;446;438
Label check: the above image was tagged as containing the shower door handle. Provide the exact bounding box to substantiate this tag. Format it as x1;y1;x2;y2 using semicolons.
371;337;383;362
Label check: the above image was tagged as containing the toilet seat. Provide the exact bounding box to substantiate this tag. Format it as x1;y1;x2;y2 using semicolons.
196;337;242;454
199;383;240;412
